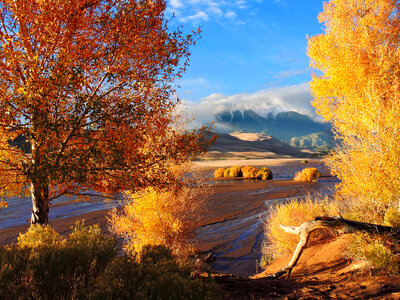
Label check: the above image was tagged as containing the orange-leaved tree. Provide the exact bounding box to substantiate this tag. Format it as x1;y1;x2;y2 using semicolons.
0;0;210;224
308;0;400;219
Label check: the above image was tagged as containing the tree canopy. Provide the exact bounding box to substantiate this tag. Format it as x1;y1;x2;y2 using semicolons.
308;0;400;218
0;0;209;224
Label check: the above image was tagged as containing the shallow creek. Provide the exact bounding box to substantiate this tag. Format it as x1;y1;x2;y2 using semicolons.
195;161;339;277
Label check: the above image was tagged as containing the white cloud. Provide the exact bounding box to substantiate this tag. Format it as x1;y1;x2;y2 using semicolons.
167;0;257;23
225;11;237;18
170;0;183;9
182;11;210;22
208;6;223;15
183;83;322;128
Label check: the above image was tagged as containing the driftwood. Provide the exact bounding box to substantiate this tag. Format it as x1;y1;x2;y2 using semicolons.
267;216;400;279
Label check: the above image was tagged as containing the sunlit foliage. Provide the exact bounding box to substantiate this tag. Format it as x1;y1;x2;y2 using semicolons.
307;0;400;273
258;167;273;180
0;0;209;224
241;166;259;179
294;167;320;182
227;166;243;178
261;197;339;269
214;166;273;180
110;169;210;259
213;168;225;178
308;0;400;209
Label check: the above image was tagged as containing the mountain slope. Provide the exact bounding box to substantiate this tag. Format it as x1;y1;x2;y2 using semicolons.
214;109;332;142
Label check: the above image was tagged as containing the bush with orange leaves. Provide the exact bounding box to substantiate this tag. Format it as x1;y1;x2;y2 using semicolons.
109;172;210;260
214;168;225;178
241;166;259;179
294;167;320;182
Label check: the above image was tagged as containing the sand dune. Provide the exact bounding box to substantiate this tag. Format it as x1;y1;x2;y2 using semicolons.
203;132;313;160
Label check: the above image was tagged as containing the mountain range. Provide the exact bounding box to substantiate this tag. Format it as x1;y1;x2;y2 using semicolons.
212;109;334;149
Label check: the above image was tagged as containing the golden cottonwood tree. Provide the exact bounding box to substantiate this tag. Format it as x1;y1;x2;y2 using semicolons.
308;0;400;216
0;0;209;224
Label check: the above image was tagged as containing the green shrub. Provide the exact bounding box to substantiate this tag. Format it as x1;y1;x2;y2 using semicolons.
241;166;259;179
0;223;117;299
294;167;320;182
17;224;65;249
214;168;225;178
258;167;273;180
348;234;399;274
87;245;221;299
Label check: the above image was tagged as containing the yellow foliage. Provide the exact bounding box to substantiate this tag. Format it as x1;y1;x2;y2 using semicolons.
17;224;65;249
110;184;209;259
227;166;243;178
214;168;225;178
294;168;320;182
262;197;339;266
223;168;230;177
384;207;400;228
258;167;273;180
241;166;259;179
308;0;400;207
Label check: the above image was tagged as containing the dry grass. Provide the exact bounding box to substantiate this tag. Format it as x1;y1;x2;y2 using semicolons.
261;196;339;269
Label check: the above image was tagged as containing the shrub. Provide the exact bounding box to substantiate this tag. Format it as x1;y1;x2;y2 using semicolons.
110;184;209;260
384;206;400;227
242;166;260;179
17;224;65;249
223;168;230;178
258;167;273;180
227;166;242;178
214;168;225;178
294;167;320;182
0;223;117;299
261;197;339;269
348;234;399;274
88;245;221;299
0;227;220;299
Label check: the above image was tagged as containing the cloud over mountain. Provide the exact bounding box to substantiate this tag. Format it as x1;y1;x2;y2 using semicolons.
184;83;321;128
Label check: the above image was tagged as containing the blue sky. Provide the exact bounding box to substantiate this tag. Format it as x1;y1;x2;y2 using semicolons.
166;0;326;124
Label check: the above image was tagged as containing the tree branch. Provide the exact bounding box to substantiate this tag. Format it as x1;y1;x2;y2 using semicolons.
267;216;399;279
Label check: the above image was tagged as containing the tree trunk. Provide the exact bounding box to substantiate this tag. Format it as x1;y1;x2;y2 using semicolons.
267;216;399;279
30;139;50;225
30;181;50;225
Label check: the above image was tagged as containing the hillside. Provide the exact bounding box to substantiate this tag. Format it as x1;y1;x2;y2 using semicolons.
203;132;313;160
214;109;332;143
290;131;335;149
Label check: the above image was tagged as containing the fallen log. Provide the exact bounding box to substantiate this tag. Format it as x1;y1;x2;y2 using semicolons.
267;216;400;279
